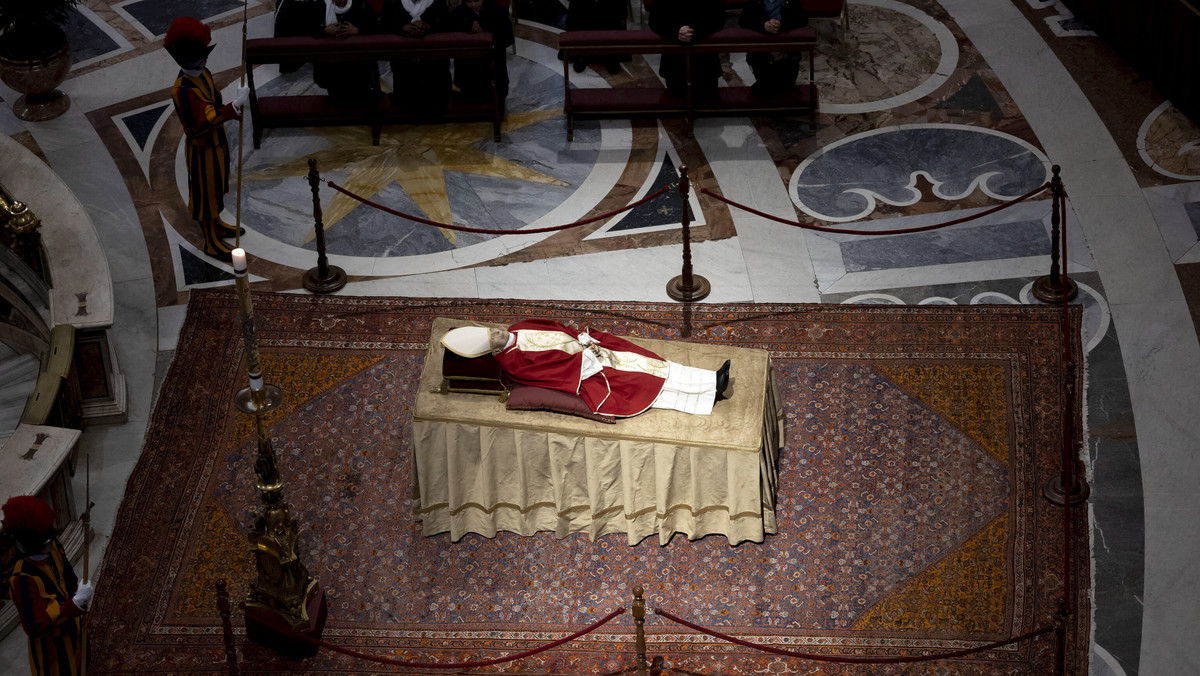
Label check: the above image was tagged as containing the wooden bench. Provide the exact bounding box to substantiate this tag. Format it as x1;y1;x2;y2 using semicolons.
245;33;503;147
642;0;848;27
558;27;818;140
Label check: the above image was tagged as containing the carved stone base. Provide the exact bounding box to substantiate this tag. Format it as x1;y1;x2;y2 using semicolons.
244;584;328;660
1042;474;1091;506
303;264;347;294
12;91;71;122
666;274;711;303
1032;274;1078;304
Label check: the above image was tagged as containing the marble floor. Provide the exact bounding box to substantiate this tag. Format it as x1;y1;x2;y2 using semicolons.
3;0;1199;673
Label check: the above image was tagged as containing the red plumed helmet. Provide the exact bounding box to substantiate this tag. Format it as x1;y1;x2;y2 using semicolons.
164;16;215;68
1;495;57;535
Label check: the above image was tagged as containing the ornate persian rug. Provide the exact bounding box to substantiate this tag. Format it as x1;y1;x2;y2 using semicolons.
88;291;1090;674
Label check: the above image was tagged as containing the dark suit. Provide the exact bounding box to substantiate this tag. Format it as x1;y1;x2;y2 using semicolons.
384;1;452;117
564;0;627;71
648;0;725;99
447;1;514;103
738;0;809;95
312;1;383;104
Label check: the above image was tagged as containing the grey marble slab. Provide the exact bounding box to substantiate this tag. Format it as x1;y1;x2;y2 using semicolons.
65;7;121;63
118;0;246;37
793;125;1049;221
840;220;1048;272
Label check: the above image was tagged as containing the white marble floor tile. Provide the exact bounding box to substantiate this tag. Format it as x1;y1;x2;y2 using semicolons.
692;119;821;304
538;238;754;303
474;259;555;300
157;304;188;352
111;278;158;424
1073;196;1181;306
325;268;482;298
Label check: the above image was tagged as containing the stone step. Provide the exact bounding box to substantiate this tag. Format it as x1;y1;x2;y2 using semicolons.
0;352;39;434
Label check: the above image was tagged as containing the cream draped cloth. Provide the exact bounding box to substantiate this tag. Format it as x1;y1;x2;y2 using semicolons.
411;318;784;546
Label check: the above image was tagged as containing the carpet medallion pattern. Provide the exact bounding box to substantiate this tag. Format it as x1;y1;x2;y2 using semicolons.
88;292;1089;674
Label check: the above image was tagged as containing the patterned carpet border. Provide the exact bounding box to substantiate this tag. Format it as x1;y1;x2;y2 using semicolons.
87;291;1090;674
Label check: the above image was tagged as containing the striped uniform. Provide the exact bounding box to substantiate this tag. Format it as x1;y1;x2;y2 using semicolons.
8;541;86;676
171;69;238;222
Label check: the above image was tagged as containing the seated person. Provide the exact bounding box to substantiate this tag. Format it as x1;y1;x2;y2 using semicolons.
447;0;514;107
312;0;383;104
442;320;730;417
274;0;323;73
384;0;452;119
564;0;627;75
648;0;726;100
738;0;808;96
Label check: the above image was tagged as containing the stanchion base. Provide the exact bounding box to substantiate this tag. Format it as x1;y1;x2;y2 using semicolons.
235;384;283;415
13;92;71;122
1042;474;1091;506
303;265;347;294
667;275;711;303
1032;275;1078;304
245;585;328;660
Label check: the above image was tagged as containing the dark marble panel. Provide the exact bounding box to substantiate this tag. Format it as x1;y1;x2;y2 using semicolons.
1055;16;1092;33
839;220;1048;272
65;7;121;63
121;104;172;152
152;350;174;410
180;245;235;284
1087;324;1144;676
610;153;694;232
793;126;1048;221
1185;201;1200;239
121;0;246;37
934;74;1002;116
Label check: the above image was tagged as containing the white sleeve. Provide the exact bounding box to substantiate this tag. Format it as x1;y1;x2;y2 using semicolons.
580;347;602;380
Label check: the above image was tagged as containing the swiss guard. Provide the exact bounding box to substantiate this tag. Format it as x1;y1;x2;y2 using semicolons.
2;496;93;676
165;17;250;262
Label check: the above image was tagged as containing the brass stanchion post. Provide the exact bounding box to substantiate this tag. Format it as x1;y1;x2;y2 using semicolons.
216;579;240;675
632;586;649;676
1054;613;1067;675
302;159;347;293
666;165;710;302
1034;165;1078;303
1043;348;1089;507
231;248;328;658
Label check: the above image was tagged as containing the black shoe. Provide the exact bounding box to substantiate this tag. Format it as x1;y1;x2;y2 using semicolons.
715;360;731;402
606;60;621;75
573;59;587;73
216;221;246;237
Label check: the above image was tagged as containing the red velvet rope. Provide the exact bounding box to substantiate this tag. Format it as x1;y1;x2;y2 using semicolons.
699;183;1052;235
325;180;673;234
272;607;625;669
654;609;1054;664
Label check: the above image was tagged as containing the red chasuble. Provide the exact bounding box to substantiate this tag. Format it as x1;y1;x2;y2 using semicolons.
494;319;669;417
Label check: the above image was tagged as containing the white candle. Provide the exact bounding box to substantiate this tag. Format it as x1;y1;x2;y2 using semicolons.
231;247;247;273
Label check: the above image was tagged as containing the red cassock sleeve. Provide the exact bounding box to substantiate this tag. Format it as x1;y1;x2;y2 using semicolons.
494;319;585;394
